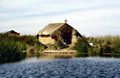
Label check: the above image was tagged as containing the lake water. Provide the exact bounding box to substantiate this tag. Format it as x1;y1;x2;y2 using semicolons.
0;57;120;78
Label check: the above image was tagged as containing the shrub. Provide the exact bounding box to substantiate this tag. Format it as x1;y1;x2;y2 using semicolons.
55;41;67;49
46;41;67;50
34;41;46;51
22;35;37;46
74;39;88;57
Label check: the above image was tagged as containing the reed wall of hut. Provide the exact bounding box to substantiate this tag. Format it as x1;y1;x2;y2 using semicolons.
39;35;56;44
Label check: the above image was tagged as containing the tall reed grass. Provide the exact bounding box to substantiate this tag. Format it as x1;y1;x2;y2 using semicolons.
88;36;120;57
0;39;26;63
0;33;46;63
74;36;120;57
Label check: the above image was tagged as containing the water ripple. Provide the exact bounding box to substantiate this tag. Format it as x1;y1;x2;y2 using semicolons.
0;57;120;78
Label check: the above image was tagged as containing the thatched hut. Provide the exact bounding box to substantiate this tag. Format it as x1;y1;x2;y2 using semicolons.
6;30;20;35
38;23;82;45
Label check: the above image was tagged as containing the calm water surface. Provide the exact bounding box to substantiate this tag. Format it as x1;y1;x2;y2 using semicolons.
0;57;120;78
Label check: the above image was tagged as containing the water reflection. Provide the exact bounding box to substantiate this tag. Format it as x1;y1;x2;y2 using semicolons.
100;54;120;58
39;53;120;59
40;55;75;59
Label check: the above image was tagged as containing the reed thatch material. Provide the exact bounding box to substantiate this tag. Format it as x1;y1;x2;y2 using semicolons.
39;23;65;35
38;23;82;45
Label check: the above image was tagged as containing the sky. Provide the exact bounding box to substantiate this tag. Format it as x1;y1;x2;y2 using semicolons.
0;0;120;36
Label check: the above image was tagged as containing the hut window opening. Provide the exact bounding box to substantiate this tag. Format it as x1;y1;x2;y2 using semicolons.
40;34;50;37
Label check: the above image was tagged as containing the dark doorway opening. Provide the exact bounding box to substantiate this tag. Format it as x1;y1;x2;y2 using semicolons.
62;31;72;45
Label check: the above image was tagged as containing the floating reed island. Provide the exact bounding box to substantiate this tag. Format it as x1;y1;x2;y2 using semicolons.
0;22;120;63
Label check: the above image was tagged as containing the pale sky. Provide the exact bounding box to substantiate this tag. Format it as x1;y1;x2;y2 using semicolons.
0;0;120;36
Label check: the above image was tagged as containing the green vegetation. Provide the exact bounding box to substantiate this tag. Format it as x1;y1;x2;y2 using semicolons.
46;41;67;50
0;33;68;63
55;41;67;49
0;39;26;63
0;31;120;63
73;36;120;57
88;36;120;57
74;38;88;57
0;33;46;63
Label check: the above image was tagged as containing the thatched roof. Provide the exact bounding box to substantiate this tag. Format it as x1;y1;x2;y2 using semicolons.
38;23;83;38
39;23;66;35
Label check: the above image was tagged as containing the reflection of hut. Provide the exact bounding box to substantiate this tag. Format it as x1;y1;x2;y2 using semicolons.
38;23;83;45
6;30;20;35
